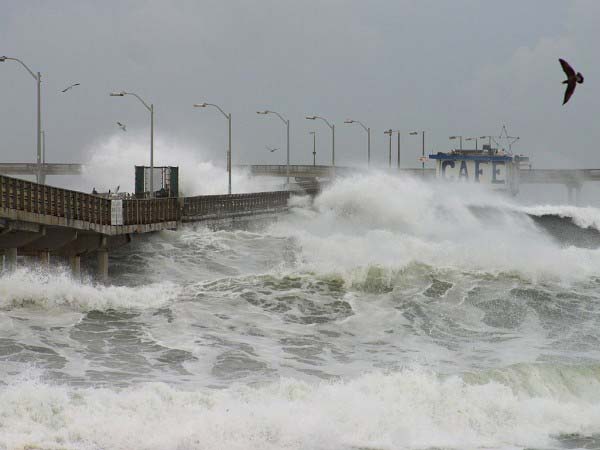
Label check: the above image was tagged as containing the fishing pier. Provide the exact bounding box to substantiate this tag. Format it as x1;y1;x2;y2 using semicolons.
2;161;600;280
0;173;291;280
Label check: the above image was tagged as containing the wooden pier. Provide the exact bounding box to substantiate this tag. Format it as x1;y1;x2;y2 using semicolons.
0;174;293;280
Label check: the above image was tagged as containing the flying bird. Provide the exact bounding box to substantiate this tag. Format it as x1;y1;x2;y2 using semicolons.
266;146;278;152
61;83;80;93
116;122;127;132
559;58;584;105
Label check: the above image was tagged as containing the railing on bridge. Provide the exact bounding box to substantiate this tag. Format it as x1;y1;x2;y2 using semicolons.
519;169;600;185
183;191;290;220
122;198;180;225
0;175;111;224
0;163;83;176
240;164;335;178
0;174;179;226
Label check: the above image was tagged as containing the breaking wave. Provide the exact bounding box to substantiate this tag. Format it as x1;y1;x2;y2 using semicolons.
62;133;279;195
2;365;600;450
0;267;180;311
267;173;600;281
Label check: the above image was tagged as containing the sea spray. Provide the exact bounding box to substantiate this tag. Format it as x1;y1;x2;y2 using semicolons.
0;267;180;311
62;133;277;195
2;367;600;449
270;172;600;281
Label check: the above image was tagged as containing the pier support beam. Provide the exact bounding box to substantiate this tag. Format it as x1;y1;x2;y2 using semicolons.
70;255;81;279
5;248;17;271
97;249;108;282
38;251;50;268
566;184;583;205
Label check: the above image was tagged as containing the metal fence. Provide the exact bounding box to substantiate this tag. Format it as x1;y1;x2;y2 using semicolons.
122;197;180;224
183;191;290;220
0;175;112;224
0;174;290;227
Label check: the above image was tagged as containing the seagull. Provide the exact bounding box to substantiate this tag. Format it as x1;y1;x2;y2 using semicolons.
559;58;584;105
116;121;127;132
266;146;278;152
61;83;80;93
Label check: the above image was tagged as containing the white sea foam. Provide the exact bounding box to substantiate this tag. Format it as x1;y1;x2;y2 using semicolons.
64;133;278;196
276;172;600;281
0;268;180;311
1;366;599;450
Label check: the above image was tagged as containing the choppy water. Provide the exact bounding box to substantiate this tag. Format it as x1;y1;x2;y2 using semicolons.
2;174;600;449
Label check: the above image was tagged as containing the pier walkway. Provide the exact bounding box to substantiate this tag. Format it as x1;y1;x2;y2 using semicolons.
0;174;291;280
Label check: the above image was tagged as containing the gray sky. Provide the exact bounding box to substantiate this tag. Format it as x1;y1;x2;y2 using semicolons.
1;0;598;185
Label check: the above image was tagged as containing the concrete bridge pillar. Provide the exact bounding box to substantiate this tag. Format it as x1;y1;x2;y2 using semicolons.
39;251;50;268
97;249;108;282
566;184;582;205
4;248;17;271
70;255;81;279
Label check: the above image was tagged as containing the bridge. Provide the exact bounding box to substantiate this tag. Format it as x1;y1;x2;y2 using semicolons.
0;174;292;280
0;162;83;185
238;164;434;179
3;163;600;281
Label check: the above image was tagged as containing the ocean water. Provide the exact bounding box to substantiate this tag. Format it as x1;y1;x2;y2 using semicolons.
2;173;600;449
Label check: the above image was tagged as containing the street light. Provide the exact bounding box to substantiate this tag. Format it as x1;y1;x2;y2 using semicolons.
480;135;494;148
345;119;371;167
257;110;290;186
383;128;400;169
194;102;232;195
306;115;335;166
309;131;316;166
465;137;478;150
110;91;155;197
449;135;463;150
409;130;425;172
1;56;43;183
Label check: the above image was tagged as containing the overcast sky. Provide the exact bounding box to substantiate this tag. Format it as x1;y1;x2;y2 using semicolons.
1;0;598;184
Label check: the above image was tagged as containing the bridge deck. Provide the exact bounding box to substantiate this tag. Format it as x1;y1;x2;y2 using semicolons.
0;163;83;175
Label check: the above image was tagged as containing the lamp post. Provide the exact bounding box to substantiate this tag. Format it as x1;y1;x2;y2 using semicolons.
396;131;401;169
480;135;494;149
465;137;478;150
309;131;316;166
384;129;393;168
409;130;425;172
110;91;154;197
305;115;335;166
344;119;370;167
0;56;43;183
385;130;401;169
449;135;463;150
194;102;232;194
257;110;290;186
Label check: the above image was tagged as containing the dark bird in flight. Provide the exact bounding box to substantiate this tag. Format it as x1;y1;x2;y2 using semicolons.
266;146;278;152
559;58;584;105
61;83;80;93
116;121;127;132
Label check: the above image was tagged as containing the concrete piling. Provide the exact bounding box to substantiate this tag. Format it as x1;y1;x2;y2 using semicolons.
5;248;17;271
97;249;108;282
70;255;81;279
39;251;50;267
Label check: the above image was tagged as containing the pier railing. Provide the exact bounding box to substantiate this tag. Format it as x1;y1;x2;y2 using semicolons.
122;197;180;225
0;175;112;224
0;174;291;229
183;191;290;220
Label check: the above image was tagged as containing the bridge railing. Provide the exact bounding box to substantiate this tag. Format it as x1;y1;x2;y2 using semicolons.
122;197;180;225
240;165;335;177
0;175;112;224
183;191;290;219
